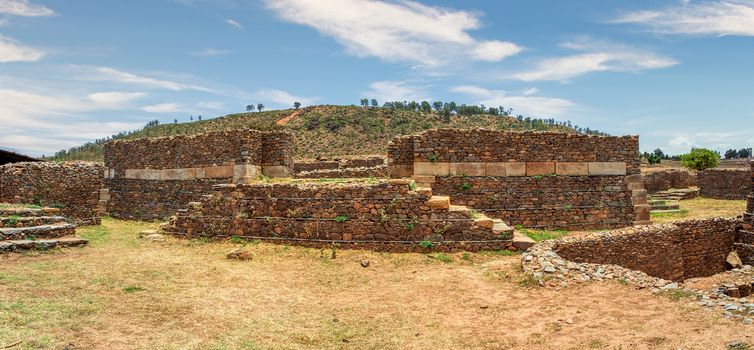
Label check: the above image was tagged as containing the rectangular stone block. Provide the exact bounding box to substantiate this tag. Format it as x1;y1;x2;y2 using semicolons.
204;165;234;179
161;168;196;181
526;162;555;176
504;162;526;176
233;164;261;184
449;162;485;176
627;181;645;190
194;167;206;179
555;162;588;176
588;162;627;176
414;162;450;176
388;165;413;178
484;162;507;176
99;189;110;201
634;204;651;221
262;165;291;177
124;169;160;180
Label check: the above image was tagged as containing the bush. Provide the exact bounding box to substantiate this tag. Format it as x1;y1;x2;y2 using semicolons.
680;148;720;171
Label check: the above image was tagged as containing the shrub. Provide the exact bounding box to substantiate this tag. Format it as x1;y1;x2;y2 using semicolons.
334;215;349;223
680;148;720;171
459;182;472;191
418;240;433;249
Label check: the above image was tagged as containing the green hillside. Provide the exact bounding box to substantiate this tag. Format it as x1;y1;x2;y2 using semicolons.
48;105;605;162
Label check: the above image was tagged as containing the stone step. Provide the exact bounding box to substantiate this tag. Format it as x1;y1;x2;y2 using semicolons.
416;187;432;197
492;220;514;239
0;237;88;253
427;195;450;210
512;231;536;250
650;209;683;214
0;216;69;228
0;207;60;217
448;205;472;216
650;204;680;211
0;223;76;241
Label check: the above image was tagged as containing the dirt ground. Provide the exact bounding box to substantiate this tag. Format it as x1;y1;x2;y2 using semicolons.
1;216;753;350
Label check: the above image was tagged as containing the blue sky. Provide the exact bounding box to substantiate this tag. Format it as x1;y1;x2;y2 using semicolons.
1;0;753;157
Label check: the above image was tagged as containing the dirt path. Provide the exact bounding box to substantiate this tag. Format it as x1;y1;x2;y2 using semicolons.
0;219;752;349
276;109;303;126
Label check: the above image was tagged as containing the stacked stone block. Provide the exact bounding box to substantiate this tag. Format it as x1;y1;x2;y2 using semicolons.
0;161;104;225
104;130;293;221
555;218;740;282
387;129;647;229
293;157;386;178
698;169;750;200
162;180;514;252
642;170;696;193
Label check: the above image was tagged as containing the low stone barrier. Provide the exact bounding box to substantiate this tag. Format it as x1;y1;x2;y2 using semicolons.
698;169;750;200
0;161;104;225
162;180;514;252
643;170;696;193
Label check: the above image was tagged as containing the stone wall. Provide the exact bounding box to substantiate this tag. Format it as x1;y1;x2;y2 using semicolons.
388;129;647;229
431;175;636;229
698;169;750;200
163;180;514;252
555;218;741;281
293;157;386;178
643;170;696;193
0;161;104;225
747;161;754;220
104;130;293;220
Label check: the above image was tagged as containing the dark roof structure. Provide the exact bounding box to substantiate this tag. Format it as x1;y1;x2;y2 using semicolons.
0;148;41;166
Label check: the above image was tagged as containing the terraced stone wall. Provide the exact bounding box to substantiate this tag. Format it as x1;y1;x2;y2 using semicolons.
103;130;293;220
643;170;696;193
555;218;741;282
0;161;104;225
293;157;386;178
698;169;750;200
163;180;513;252
388;129;646;229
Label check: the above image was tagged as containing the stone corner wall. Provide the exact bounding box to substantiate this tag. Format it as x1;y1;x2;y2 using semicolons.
0;161;104;225
698;169;749;200
102;129;294;221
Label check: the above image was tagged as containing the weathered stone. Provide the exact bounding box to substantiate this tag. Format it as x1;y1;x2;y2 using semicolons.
449;162;485;176
413;162;450;176
555;162;589;176
727;251;743;269
588;162;626;176
227;248;253;261
484;162;507;176
526;162;555;176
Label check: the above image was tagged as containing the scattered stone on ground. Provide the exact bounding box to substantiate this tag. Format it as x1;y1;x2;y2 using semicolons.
227;248;253;261
139;229;165;242
360;260;369;268
728;251;743;269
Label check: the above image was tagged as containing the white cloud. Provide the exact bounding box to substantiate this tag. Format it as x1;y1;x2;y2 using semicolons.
263;0;521;67
0;34;43;62
88;91;146;107
613;1;754;36
189;48;231;56
251;88;316;107
362;80;431;103
91;67;213;92
450;85;575;117
141;103;182;113
510;38;678;81
196;101;224;110
0;0;54;17
521;87;539;96
225;19;243;29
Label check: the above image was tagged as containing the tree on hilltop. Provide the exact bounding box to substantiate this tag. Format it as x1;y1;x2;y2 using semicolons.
360;98;369;107
370;99;378;107
293;101;301;109
246;104;255;112
257;103;264;112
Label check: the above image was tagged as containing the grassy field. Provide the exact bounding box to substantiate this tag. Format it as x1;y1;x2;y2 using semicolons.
1;213;753;349
650;197;747;224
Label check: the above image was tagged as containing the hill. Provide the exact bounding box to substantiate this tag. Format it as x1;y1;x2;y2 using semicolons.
48;105;605;162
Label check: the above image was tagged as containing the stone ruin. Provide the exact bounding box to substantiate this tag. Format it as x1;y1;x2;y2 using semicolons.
522;160;754;321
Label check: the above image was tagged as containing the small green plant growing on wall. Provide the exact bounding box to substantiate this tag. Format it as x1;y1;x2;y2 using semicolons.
427;153;439;163
408;181;417;191
419;240;433;249
563;205;573;212
334;215;349;223
6;215;19;226
459;182;472;192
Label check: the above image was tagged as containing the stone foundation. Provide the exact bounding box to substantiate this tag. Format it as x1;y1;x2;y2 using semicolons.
643;170;696;193
698;169;750;200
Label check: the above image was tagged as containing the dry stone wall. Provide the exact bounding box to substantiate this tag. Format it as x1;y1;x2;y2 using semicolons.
643;170;696;193
163;180;514;252
293;157;386;178
555;218;741;281
0;162;104;225
698;169;750;200
104;130;293;220
388;129;646;229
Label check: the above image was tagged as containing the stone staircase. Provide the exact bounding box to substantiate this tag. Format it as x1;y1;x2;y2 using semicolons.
650;188;699;201
0;206;87;253
413;176;535;250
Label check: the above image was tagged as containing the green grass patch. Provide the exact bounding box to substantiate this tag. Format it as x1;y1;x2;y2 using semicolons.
519;228;569;242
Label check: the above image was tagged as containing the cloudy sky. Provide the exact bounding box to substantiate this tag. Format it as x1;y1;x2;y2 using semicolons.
1;0;753;156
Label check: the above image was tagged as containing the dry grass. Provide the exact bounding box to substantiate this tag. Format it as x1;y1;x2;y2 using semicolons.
651;197;746;224
1;218;753;349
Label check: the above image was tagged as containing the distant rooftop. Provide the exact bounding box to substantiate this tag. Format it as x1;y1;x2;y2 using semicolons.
0;148;41;166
